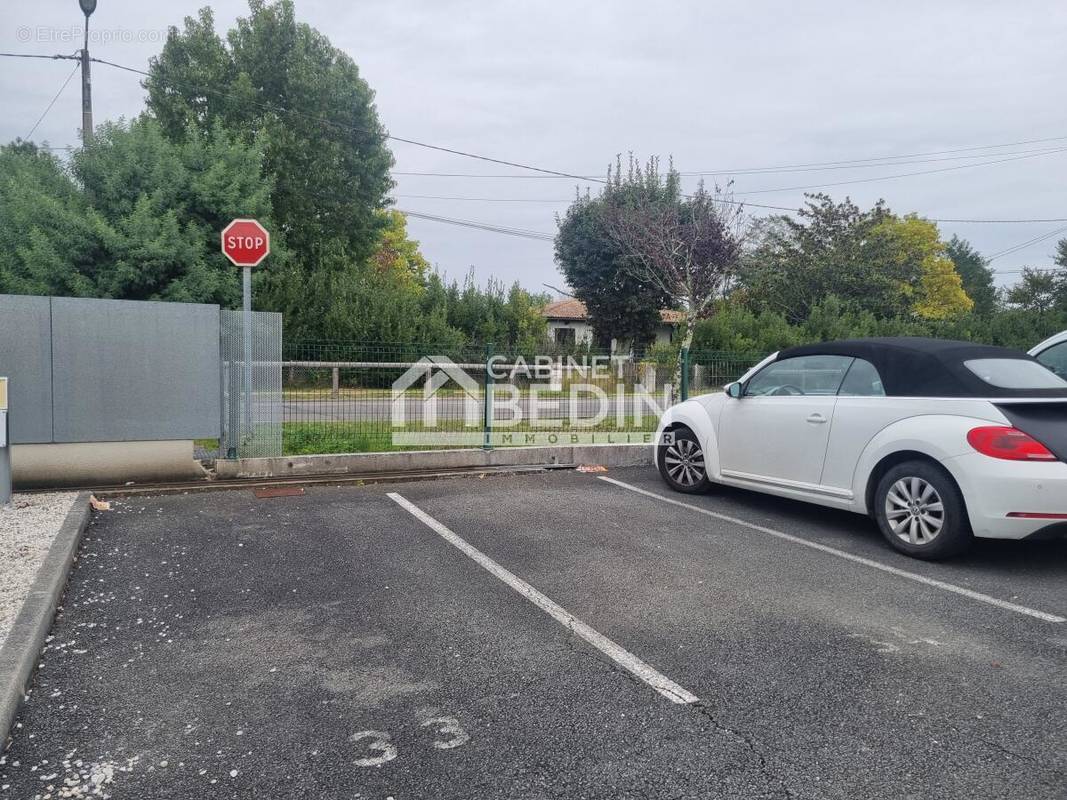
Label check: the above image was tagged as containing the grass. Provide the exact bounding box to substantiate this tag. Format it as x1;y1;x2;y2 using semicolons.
197;415;662;457
281;417;659;456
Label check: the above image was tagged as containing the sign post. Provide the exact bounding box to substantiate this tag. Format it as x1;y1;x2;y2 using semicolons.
0;377;10;506
221;219;271;456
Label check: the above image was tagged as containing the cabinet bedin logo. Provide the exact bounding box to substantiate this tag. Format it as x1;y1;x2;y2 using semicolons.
389;356;676;447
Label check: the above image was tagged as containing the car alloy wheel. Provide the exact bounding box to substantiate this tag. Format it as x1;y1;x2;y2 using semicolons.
664;437;707;488
884;476;945;546
874;460;972;559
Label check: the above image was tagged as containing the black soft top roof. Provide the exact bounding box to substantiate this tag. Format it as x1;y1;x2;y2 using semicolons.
777;337;1067;398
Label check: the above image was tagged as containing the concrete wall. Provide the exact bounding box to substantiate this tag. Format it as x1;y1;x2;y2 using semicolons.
216;443;654;480
547;320;594;346
12;441;209;489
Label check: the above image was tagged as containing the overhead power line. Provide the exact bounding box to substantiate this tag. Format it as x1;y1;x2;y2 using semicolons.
734;147;1067;196
987;224;1067;261
0;51;80;61
929;216;1067;224
84;56;614;184
397;193;568;204
77;55;800;213
5;51;1063;227
397;209;555;241
25;62;79;140
396;193;1067;224
6;50;1067;188
685;134;1067;174
394;143;1067;180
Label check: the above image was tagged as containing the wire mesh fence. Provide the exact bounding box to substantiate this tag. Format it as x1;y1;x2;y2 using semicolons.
277;341;738;455
219;310;283;459
202;339;766;459
687;349;764;396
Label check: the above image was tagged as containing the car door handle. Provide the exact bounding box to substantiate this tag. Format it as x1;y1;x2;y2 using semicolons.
806;413;828;424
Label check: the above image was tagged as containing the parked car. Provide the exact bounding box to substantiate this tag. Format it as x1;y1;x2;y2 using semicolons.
1030;330;1067;379
655;337;1067;559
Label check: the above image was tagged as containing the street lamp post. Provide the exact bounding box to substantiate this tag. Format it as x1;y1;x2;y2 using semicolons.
78;0;97;143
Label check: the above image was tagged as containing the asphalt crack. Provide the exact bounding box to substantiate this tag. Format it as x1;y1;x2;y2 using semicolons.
560;634;795;799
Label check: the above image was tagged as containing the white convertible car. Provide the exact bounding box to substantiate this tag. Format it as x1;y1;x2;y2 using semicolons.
1030;330;1067;379
655;337;1067;559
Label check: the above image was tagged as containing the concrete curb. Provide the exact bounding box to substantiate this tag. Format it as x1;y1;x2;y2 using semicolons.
216;443;655;480
0;492;92;746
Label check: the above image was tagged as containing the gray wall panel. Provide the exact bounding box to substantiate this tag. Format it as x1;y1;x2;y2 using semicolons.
0;295;54;444
50;297;221;442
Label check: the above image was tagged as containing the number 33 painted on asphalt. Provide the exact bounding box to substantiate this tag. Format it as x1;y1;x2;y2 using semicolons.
350;716;470;766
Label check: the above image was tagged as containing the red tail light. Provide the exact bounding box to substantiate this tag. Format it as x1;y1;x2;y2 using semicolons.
967;426;1056;461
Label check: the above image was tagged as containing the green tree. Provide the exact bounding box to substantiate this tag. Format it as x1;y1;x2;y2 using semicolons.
555;189;669;349
742;196;971;322
600;158;745;354
690;300;802;353
145;0;394;332
1053;237;1067;311
0;142;105;297
0;121;276;305
441;271;549;349
869;216;972;320
741;194;894;322
945;235;997;314
370;210;430;288
73;117;276;304
1005;268;1058;313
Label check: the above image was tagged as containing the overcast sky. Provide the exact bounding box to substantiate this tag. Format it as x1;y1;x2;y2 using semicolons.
3;1;1066;293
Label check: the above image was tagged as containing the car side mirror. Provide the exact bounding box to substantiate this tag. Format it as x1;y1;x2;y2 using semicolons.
726;382;742;398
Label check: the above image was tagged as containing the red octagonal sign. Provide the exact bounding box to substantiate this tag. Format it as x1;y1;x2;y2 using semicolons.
221;218;270;267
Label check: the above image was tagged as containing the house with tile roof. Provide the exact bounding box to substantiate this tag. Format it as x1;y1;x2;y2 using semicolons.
541;298;683;351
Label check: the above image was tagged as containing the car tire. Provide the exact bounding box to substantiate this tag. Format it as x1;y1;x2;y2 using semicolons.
874;460;972;559
658;426;712;494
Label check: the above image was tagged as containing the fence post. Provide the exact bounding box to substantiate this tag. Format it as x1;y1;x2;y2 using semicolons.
483;342;494;451
226;360;240;459
219;358;227;458
1;377;11;506
680;347;690;401
331;366;340;398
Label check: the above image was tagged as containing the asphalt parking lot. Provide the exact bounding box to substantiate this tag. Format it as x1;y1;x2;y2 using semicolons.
2;466;1065;799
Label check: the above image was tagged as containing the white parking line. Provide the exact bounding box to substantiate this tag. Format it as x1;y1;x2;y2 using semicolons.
387;492;699;705
598;477;1066;625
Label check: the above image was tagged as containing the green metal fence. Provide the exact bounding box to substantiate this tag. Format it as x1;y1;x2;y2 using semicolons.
268;341;763;456
686;348;763;396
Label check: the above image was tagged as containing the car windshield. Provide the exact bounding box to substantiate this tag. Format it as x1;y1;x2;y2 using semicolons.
744;355;853;396
1035;341;1067;380
963;358;1067;390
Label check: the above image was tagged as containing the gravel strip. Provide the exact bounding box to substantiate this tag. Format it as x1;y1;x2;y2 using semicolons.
0;492;79;648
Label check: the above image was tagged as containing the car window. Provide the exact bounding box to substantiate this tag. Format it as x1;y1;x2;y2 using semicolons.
1035;341;1067;380
963;358;1067;389
838;357;886;397
744;355;853;397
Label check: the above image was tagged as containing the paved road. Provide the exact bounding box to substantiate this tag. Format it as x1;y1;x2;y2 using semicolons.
2;468;1064;798
282;395;672;423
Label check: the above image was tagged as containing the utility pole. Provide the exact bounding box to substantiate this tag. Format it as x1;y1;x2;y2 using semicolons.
79;0;97;142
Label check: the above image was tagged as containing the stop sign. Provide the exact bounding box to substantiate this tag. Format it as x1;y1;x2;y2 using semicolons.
221;219;270;267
